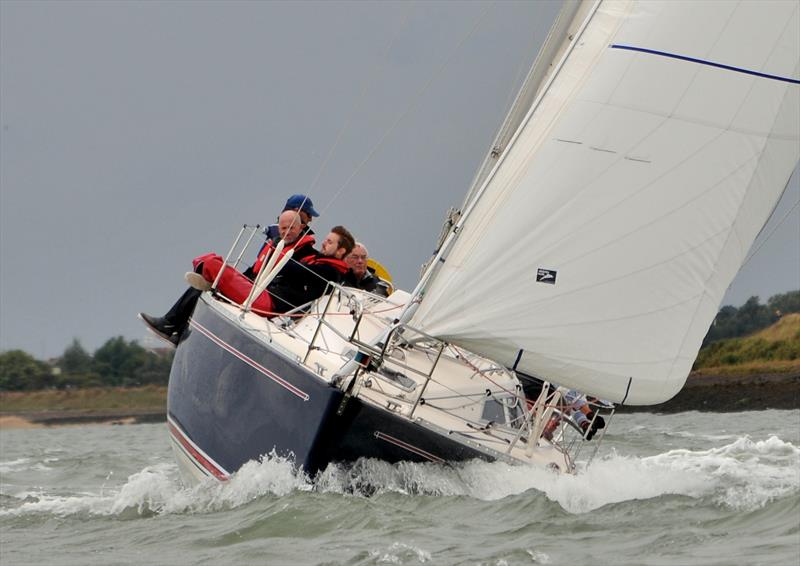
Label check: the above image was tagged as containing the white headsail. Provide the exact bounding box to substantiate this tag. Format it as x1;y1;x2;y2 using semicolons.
460;0;589;211
411;0;800;405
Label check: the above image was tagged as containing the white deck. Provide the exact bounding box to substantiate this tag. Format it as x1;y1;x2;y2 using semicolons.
204;287;578;473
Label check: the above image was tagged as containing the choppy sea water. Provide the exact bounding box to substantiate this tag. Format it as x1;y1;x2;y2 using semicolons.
1;410;798;566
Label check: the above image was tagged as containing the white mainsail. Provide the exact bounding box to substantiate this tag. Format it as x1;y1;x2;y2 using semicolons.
411;0;800;405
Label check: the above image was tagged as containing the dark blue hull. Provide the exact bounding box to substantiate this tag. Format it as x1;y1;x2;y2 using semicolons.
167;297;492;479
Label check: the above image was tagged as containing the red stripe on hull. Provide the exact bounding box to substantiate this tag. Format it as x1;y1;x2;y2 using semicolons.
167;419;229;481
189;318;310;401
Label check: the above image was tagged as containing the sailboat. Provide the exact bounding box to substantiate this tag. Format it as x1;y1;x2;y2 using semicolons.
163;0;800;484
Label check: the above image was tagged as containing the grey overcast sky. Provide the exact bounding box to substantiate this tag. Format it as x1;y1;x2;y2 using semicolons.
1;0;798;359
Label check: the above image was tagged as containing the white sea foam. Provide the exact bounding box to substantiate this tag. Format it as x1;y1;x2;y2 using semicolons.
99;452;313;515
531;435;800;513
0;457;56;474
0;453;309;518
643;435;800;510
309;435;799;513
667;430;740;441
368;542;431;564
0;458;32;473
526;549;551;564
1;435;796;519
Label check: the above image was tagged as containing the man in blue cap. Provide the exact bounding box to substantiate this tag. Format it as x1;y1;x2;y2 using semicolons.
139;196;320;346
265;194;319;239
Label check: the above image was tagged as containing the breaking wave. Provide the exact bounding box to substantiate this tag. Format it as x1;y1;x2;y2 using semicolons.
1;434;796;519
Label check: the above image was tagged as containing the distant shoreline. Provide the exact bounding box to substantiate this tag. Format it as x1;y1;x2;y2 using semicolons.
0;386;167;429
1;371;798;429
0;409;165;429
616;370;799;413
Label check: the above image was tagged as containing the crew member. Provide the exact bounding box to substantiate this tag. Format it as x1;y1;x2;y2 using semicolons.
139;211;316;345
264;194;319;240
342;242;390;297
268;225;355;314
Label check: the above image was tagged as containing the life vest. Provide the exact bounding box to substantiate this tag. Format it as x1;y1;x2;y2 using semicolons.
251;234;316;276
301;254;349;275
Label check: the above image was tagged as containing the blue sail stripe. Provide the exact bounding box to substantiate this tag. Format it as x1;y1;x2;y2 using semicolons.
610;44;800;85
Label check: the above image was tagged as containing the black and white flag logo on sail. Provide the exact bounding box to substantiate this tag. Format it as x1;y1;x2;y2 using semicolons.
536;268;557;284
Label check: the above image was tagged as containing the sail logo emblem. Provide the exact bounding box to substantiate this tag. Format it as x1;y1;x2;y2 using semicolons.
536;268;557;284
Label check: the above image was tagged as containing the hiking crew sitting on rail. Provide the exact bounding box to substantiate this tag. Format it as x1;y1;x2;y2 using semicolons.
243;210;317;280
267;225;354;314
139;214;354;347
342;242;390;297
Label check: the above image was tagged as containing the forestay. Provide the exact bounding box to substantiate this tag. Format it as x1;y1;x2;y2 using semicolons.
411;0;800;405
460;0;588;211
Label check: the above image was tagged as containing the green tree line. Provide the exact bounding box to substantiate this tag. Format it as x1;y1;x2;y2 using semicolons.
0;337;173;391
702;290;800;346
0;290;797;391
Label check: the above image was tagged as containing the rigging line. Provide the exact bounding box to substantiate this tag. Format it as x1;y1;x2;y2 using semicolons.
448;343;521;399
459;1;571;213
305;2;416;199
740;198;800;270
317;1;497;215
493;4;553;142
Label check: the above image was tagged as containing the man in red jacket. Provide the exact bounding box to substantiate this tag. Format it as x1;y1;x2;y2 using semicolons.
267;225;354;314
139;210;314;345
139;219;354;346
243;210;317;280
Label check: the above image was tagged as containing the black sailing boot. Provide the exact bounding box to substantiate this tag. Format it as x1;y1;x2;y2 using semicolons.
138;312;180;347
